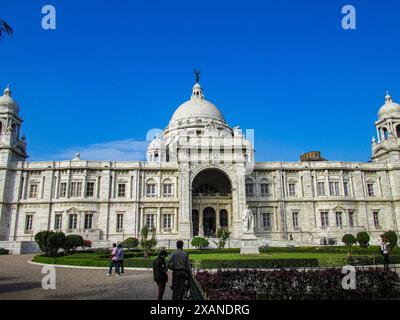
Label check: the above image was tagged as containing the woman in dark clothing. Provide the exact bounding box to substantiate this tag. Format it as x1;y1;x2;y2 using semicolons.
153;250;168;300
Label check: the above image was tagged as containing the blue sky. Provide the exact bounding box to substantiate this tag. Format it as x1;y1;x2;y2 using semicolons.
1;0;400;162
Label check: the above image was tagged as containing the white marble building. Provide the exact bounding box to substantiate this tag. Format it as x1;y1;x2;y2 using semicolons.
0;79;400;253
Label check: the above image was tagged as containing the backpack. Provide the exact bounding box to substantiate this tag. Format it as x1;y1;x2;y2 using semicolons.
118;247;124;260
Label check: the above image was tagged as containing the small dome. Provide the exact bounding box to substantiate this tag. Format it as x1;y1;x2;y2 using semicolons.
378;93;400;118
0;84;19;114
148;136;164;150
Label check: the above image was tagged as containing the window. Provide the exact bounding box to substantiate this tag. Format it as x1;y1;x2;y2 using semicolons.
262;213;272;230
220;210;228;227
146;214;155;229
68;214;78;230
54;213;62;230
25;214;33;232
116;213;124;232
86;182;95;197
163;184;173;197
329;181;340;196
260;183;270;197
163;214;173;230
348;211;354;228
245;183;255;197
292;212;299;230
367;183;375;197
84;212;94;230
396;124;400;138
343;181;350;197
317;182;325;196
146;184;156;197
320;212;329;229
70;182;82;197
288;183;296;197
382;127;388;140
335;212;343;228
373;211;380;227
29;184;38;198
117;183;126;198
59;182;67;197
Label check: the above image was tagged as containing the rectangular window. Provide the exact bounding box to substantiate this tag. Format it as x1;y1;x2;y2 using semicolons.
329;181;340;196
116;213;124;232
146;214;155;229
29;184;38;199
86;182;95;197
373;211;380;227
25;214;33;232
68;214;78;230
335;212;343;228
321;212;329;229
343;181;350;197
367;183;375;197
163;184;173;197
288;183;296;197
260;184;270;197
54;213;63;230
117;183;126;198
292;212;299;230
317;182;325;196
70;182;82;197
146;184;156;197
245;184;255;197
262;213;272;229
84;212;94;230
59;182;67;198
348;211;354;228
163;214;173;230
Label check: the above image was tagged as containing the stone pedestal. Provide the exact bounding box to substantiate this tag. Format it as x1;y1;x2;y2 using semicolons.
240;232;260;255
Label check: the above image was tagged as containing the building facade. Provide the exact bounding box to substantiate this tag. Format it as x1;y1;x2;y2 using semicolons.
1;80;400;253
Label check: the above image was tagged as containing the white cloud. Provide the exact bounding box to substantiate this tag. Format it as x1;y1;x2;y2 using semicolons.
51;139;149;161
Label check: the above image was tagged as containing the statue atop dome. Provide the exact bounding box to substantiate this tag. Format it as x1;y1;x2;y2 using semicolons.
194;69;200;83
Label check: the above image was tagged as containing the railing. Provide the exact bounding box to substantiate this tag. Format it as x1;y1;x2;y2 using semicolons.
192;192;231;197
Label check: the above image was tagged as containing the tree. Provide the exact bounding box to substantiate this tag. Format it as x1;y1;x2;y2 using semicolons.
191;237;209;249
214;229;231;249
122;237;139;250
140;226;157;258
382;230;398;250
356;231;370;248
34;231;65;257
342;234;357;255
0;20;13;41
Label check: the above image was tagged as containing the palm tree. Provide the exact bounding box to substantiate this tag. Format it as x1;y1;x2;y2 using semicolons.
0;20;13;41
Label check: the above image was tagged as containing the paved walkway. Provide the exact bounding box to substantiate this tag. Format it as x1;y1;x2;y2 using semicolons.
0;254;172;300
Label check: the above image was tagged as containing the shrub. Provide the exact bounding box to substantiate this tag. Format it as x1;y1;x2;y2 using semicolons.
0;248;9;255
34;231;65;257
356;231;370;248
140;226;157;258
83;240;92;249
214;229;231;249
382;230;398;250
191;237;209;249
63;235;84;254
199;258;319;269
342;234;357;247
122;237;139;250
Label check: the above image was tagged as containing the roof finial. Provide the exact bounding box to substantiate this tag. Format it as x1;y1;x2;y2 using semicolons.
194;69;200;83
4;83;11;96
385;90;392;103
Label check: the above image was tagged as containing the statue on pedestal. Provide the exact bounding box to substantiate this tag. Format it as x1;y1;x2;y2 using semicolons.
242;205;254;233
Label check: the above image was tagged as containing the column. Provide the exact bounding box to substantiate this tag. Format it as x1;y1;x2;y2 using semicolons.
199;206;204;237
157;207;161;233
216;204;221;231
174;207;179;232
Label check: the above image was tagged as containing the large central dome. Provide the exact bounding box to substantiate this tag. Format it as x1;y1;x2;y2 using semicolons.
169;83;226;124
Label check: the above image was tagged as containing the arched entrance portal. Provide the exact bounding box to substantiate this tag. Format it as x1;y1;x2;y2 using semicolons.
192;169;232;238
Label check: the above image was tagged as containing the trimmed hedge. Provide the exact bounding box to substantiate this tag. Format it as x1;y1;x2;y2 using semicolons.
199;258;319;269
259;246;400;255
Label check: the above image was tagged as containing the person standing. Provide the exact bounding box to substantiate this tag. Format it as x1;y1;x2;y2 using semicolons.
380;236;390;270
153;250;168;300
117;243;124;275
167;240;191;300
107;243;120;276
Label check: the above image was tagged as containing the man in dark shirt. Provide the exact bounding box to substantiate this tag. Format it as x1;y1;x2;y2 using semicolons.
153;250;168;300
167;240;191;300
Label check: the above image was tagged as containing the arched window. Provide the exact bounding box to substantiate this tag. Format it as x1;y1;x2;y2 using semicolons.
245;178;255;197
0;121;2;135
396;124;400;138
382;127;389;140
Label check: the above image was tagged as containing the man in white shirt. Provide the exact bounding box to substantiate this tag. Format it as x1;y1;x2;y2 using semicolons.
380;236;390;270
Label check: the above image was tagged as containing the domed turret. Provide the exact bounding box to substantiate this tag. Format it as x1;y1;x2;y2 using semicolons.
0;84;20;114
378;92;400;118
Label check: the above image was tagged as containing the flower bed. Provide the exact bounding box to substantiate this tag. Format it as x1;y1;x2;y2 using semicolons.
194;268;400;300
199;258;319;269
